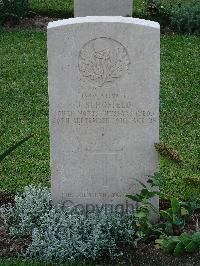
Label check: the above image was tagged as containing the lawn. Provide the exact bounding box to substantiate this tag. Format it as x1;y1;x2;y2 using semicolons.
0;30;199;200
0;258;43;266
0;30;49;191
0;258;93;266
29;0;73;15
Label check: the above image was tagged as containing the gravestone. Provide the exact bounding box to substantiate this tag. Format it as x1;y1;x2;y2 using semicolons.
48;17;160;216
74;0;133;17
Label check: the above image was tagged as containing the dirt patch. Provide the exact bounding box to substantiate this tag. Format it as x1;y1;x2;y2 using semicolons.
0;191;15;207
0;192;30;257
126;243;200;266
0;226;31;257
2;15;63;31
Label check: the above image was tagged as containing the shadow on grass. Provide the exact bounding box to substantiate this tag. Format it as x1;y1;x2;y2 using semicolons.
0;134;33;162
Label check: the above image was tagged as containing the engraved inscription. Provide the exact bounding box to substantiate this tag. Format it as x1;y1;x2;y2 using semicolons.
64;192;124;198
78;38;130;87
53;88;157;126
53;109;157;126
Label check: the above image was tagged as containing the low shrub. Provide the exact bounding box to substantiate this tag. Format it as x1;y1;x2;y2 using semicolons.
0;185;135;262
26;208;134;262
140;0;200;34
170;1;200;34
126;178;160;240
0;185;52;236
0;0;29;24
126;175;199;253
160;196;198;235
156;232;200;256
142;0;172;27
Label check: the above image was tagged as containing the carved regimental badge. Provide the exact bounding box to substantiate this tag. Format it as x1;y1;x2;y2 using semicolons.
78;38;130;87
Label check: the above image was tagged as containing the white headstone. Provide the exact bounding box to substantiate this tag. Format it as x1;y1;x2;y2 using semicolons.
74;0;133;17
48;17;160;216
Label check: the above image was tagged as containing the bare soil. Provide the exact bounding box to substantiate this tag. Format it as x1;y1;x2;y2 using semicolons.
0;191;30;257
0;226;30;257
2;15;63;31
0;191;15;207
122;243;200;266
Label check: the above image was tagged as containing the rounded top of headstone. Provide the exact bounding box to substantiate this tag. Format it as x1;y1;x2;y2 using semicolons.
48;16;160;30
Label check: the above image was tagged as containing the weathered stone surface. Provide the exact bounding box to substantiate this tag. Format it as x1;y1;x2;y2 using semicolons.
74;0;133;17
48;17;160;215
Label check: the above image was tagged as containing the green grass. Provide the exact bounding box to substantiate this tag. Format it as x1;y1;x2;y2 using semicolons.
0;30;199;200
159;35;200;198
0;257;96;266
0;30;49;191
29;0;73;15
0;258;42;266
